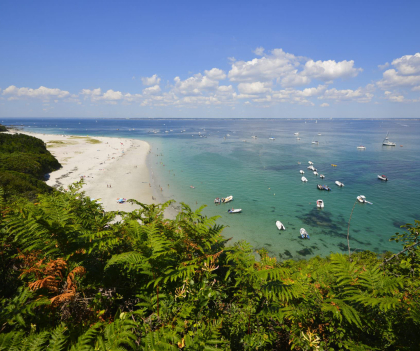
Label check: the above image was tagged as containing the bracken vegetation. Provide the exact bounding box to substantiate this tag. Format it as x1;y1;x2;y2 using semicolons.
0;179;419;350
0;133;61;201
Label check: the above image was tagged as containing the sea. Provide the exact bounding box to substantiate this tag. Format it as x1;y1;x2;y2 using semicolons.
3;117;420;260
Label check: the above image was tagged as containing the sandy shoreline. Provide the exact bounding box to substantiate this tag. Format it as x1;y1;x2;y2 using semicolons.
9;130;177;217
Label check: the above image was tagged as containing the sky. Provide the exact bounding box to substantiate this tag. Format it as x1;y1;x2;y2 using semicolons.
1;0;420;119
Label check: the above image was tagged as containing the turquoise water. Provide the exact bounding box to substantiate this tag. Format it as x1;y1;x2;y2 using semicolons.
5;118;420;260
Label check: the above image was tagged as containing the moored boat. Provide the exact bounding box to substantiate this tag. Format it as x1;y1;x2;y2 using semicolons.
313;171;318;176
300;170;304;174
378;175;388;181
276;221;286;230
382;132;396;146
320;174;325;179
335;181;344;187
357;195;366;203
222;195;233;203
227;208;242;213
214;197;221;204
317;184;323;190
316;199;324;208
322;185;331;191
301;176;308;182
300;228;310;239
357;145;366;150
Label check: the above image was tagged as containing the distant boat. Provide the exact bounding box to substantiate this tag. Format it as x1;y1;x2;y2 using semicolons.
335;181;344;187
383;132;396;146
294;132;299;135
317;184;323;190
228;208;242;213
313;171;318;176
251;135;257;139
357;195;366;203
269;137;275;140
300;170;304;174
276;221;286;230
222;195;233;203
378;175;388;181
300;228;310;239
322;185;331;191
308;161;313;165
316;199;324;208
357;146;366;150
301;176;308;182
320;174;325;179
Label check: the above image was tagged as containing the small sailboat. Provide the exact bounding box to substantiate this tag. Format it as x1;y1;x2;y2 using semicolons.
228;208;242;213
276;221;286;230
301;176;308;182
300;228;310;239
316;199;324;208
335;181;344;187
320;174;325;179
222;195;233;203
300;170;304;174
382;132;396;146
378;175;388;181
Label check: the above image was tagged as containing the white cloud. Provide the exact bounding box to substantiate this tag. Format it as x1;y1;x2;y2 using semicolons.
383;90;419;103
301;59;362;81
253;46;265;56
173;74;219;96
141;74;161;86
320;103;329;107
143;85;161;95
2;85;70;100
228;48;300;82
204;68;226;80
319;84;375;103
81;88;124;103
377;53;420;89
238;82;272;94
378;62;389;70
412;86;420;91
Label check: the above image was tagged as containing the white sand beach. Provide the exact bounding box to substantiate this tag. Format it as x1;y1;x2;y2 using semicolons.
10;131;160;213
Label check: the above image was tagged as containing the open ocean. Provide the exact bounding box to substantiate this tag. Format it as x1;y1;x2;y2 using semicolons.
3;117;420;260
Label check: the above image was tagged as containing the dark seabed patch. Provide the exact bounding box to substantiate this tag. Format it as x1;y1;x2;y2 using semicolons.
393;220;406;229
337;242;348;251
283;250;293;258
297;248;313;256
264;243;272;247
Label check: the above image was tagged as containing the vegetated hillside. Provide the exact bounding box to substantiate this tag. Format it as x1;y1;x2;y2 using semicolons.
0;124;7;132
0;133;61;201
0;182;419;350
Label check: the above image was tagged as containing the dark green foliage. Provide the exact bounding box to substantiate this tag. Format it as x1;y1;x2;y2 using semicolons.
0;183;419;350
0;133;61;201
0;125;7;132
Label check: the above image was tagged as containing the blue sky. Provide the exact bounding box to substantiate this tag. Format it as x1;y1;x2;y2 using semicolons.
1;0;419;118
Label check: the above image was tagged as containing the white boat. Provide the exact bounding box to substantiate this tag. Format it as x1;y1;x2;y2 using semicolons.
296;137;301;140
228;208;242;213
316;199;324;208
308;161;313;165
294;132;299;135
300;170;304;174
251;135;257;139
312;141;319;145
307;165;315;171
382;132;396;146
269;137;275;140
276;221;286;230
222;195;233;203
301;176;308;182
378;175;388;181
313;171;318;176
320;174;325;179
357;195;366;203
300;228;310;239
357;145;366;150
335;181;344;187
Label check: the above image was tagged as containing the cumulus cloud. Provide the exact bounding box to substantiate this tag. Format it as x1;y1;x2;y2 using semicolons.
383;90;419;103
204;68;226;80
377;53;420;89
253;47;265;56
143;85;161;95
238;82;272;94
173;74;219;96
2;85;70;100
320;103;329;107
301;60;362;81
319;84;375;103
141;74;161;86
81;88;124;103
378;62;389;70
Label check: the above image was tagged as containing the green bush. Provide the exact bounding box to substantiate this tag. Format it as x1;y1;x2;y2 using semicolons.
0;124;7;132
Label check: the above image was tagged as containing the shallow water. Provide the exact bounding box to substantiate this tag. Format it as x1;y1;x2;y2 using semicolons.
5;117;420;259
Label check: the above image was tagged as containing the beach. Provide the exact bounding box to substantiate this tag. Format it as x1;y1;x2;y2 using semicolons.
9;130;167;214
